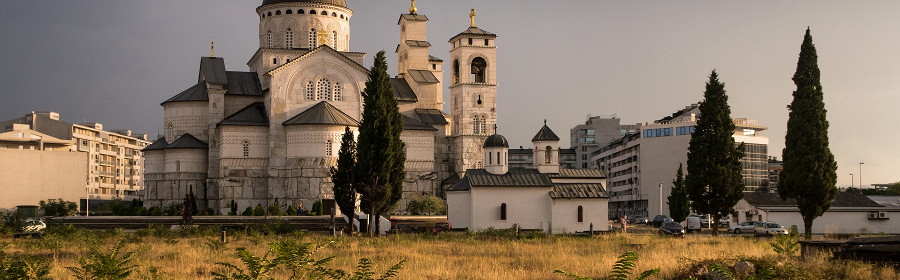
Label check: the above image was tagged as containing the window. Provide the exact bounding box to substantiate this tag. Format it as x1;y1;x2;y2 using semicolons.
306;81;315;100
471;57;487;83
267;30;273;48
577;206;584;222
480;116;486;135
488;151;491;165
285;28;293;48
317;78;331;100
275;10;281;15
545;146;552;164
485;39;489;46
309;10;316;14
243;140;249;157
273;57;278;65
267;11;272;16
176;161;181;172
332;31;338;49
468;38;473;45
326;140;333;156
298;9;305;14
309;28;317;47
452;60;460;84
496;152;500;165
500;203;507;220
333;83;342;101
321;11;327;15
472;116;480;135
285;9;292;14
332;12;337;17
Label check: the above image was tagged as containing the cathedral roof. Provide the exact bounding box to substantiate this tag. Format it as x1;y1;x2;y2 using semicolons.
532;123;560;142
401;114;438;131
449;27;498;42
261;0;347;9
550;168;607;179
219;102;269;127
414;108;448;125
162;83;208;105
483;134;509;148
200;57;228;85
224;72;264;96
266;45;367;77
398;14;429;24
447;169;553;191
167;133;208;149
142;138;169;152
428;55;443;62
550;184;609;199
390;78;418;102
283;101;359;126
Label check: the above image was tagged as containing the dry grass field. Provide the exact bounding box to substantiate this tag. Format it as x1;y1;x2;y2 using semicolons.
1;225;897;279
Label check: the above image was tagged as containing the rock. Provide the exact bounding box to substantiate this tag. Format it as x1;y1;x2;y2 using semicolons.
734;261;755;275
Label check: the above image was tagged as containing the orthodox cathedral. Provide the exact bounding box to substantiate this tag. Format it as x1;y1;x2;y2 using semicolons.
142;0;499;214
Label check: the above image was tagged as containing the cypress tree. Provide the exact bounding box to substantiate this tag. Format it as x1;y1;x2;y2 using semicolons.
355;51;406;235
778;28;838;239
685;70;745;236
331;126;357;234
667;163;690;223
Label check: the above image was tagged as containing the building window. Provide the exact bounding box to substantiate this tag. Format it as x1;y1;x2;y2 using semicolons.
333;83;342;101
484;39;489;46
321;11;327;15
453;60;459;84
332;31;338;49
577;205;584;222
275;10;281;15
500;203;507;220
273;57;278;65
243;140;249;157
496;152;500;165
545;146;552;164
326;139;333;156
176;161;181;172
468;38;473;45
306;81;315;100
285;9;292;14
316;78;331;100
471;57;487;83
267;30;273;48
309;28;317;47
480;116;486;135
285;28;293;48
473;116;480;135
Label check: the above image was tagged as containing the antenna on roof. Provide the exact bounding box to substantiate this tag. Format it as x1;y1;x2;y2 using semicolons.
210;42;215;57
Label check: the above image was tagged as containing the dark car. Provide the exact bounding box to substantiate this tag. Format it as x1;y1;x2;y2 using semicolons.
652;215;673;226
389;223;415;234
658;221;685;237
628;215;649;224
432;222;451;234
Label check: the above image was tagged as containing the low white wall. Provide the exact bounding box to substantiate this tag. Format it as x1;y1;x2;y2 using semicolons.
446;191;471;229
551;198;610;234
470;187;552;232
764;209;900;234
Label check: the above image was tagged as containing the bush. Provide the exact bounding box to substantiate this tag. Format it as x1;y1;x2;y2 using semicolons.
0;210;25;234
229;200;238;216
135;207;149;216
66;240;136;280
253;205;265;216
268;199;282;216
0;243;51;279
39;198;78;217
242;207;254;216
406;195;445;215
311;200;323;216
148;207;162;216
286;205;297;216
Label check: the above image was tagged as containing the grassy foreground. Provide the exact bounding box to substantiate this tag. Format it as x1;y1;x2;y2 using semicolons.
1;225;897;279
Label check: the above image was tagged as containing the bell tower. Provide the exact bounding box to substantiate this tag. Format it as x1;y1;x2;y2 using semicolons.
449;9;498;174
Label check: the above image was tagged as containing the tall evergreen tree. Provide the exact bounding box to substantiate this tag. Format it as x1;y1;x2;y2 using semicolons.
331;126;357;234
778;28;838;239
355;51;406;235
685;70;745;236
667;163;690;223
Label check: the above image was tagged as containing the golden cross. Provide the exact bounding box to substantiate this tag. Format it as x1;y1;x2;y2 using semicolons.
210;42;215;57
317;29;328;47
470;9;476;27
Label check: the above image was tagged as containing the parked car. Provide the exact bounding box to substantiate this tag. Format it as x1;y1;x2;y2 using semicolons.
729;221;766;234
628;215;649;224
389;223;415;234
659;221;685;237
23;219;46;232
432;222;451;234
719;217;730;228
686;216;702;233
652;215;673;226
762;222;788;235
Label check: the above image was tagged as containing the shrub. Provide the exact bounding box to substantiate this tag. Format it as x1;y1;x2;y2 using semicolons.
268;200;282;216
0;210;25;234
135;207;149;216
66;240;136;280
254;205;265;216
555;251;659;280
406;195;445;215
148;207;162;216
39;198;78;217
0;243;51;280
286;205;297;216
242;207;254;216
229;200;238;216
311;200;323;216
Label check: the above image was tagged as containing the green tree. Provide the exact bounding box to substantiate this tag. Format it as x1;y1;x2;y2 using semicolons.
778;28;839;239
406;195;446;215
685;70;745;236
355;51;406;235
667;164;690;223
331;126;358;234
39;198;78;217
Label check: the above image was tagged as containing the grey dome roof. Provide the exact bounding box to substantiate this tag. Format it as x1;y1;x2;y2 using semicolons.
261;0;348;8
483;134;509;148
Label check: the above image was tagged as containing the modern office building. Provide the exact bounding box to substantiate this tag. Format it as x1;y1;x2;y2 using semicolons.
569;116;640;169
591;104;769;218
0;111;151;201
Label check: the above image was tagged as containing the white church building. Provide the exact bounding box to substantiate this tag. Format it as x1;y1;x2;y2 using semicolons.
447;123;610;234
143;0;502;214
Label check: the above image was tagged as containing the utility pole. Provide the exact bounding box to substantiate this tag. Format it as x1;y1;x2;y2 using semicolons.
859;162;864;188
658;183;663;217
850;173;854;188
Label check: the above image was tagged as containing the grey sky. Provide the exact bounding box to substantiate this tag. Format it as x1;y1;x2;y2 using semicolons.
1;1;897;186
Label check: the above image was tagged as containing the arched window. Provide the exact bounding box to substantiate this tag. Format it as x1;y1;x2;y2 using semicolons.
285;9;292;14
452;60;460;84
577;205;584;222
326;139;333;156
176;160;181;172
267;30;273;48
340;14;344;19
321;11;327;15
275;10;281;15
500;203;507;220
545;146;552;164
273;57;278;65
309;10;316;14
298;9;305;14
309;28;317;47
488;151;492;165
306;81;315;100
332;12;337;17
333;83;342;101
243;140;250;157
496;151;500;165
332;31;338;49
267;11;272;16
316;78;331;100
472;116;480;135
471;57;487;83
285;28;293;48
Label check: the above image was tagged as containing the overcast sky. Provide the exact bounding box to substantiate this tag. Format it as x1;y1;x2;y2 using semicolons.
1;1;898;187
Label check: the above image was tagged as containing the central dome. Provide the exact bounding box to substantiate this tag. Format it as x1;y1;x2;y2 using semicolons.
261;0;348;8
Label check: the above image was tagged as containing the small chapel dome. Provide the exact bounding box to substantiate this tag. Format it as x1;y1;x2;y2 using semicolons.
261;0;348;8
483;134;509;148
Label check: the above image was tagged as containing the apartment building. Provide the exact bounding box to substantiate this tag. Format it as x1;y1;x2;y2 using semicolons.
0;123;86;209
508;147;577;169
569;116;640;169
0;112;151;201
591;104;768;218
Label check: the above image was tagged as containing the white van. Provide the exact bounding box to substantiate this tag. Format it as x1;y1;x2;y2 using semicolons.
686;216;702;233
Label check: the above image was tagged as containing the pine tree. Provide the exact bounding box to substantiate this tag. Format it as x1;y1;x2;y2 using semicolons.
667;163;690;223
778;28;838;239
355;51;406;235
685;70;745;236
331;126;357;234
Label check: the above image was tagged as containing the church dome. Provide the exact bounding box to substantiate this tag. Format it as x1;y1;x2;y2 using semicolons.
483;134;509;148
261;0;348;8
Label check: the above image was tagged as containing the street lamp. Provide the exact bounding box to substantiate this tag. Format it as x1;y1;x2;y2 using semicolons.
658;183;663;217
859;162;865;187
850;173;854;188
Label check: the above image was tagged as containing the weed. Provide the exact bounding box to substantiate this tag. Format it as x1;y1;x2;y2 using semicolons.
66;240;137;280
555;251;659;280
